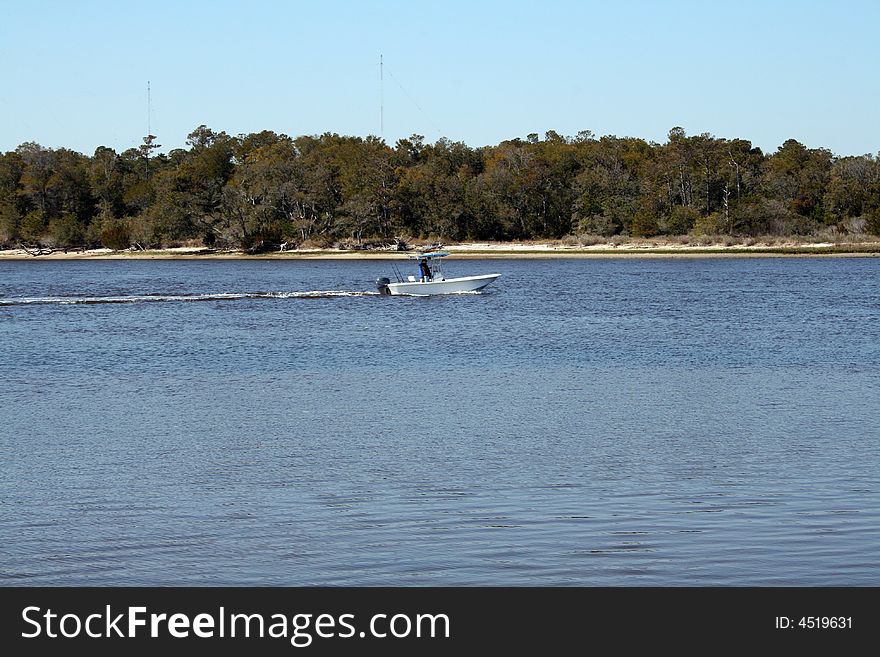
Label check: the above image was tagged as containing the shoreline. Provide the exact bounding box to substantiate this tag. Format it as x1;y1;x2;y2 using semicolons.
1;240;879;260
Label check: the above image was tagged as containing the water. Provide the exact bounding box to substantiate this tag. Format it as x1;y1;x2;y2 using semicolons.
1;257;878;586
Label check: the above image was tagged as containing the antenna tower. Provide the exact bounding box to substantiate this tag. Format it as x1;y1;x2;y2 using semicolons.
380;54;384;137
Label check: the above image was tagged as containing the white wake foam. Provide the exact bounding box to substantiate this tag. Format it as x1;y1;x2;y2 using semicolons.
0;291;380;306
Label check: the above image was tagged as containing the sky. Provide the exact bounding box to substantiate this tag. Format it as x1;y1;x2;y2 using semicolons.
1;0;878;157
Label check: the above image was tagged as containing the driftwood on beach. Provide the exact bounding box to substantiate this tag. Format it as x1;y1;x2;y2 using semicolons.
18;243;55;257
333;237;413;252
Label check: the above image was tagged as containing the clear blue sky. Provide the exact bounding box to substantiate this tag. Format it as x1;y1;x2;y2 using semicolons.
1;0;878;156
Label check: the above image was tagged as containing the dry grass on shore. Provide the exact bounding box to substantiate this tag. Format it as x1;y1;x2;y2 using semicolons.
1;236;879;260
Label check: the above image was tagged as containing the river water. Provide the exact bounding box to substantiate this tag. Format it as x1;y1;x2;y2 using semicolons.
1;256;878;585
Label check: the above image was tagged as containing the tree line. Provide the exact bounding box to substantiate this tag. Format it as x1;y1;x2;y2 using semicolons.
1;126;879;251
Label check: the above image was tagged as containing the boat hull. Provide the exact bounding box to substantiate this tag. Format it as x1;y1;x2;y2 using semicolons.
385;273;500;296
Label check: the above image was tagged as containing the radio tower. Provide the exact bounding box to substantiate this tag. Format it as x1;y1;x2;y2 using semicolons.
379;54;384;138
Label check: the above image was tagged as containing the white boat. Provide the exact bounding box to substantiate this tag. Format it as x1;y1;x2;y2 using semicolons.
376;251;500;296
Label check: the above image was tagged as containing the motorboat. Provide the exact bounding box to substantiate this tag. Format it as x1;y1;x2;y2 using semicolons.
376;250;500;296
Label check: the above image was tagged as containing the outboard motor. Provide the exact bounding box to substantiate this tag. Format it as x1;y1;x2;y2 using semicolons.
375;276;391;295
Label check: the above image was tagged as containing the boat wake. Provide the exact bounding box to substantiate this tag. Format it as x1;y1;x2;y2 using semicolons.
0;291;379;306
393;289;486;297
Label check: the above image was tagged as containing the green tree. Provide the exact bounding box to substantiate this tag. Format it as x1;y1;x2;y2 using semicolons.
824;155;878;226
48;213;83;247
153;125;235;243
16;142;55;222
0;151;24;243
394;137;482;240
763;139;832;230
222;135;300;247
571;137;644;236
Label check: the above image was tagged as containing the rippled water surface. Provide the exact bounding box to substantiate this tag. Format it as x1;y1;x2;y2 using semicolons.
1;257;878;585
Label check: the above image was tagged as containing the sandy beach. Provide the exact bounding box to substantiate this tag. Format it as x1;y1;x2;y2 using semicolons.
1;239;879;260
